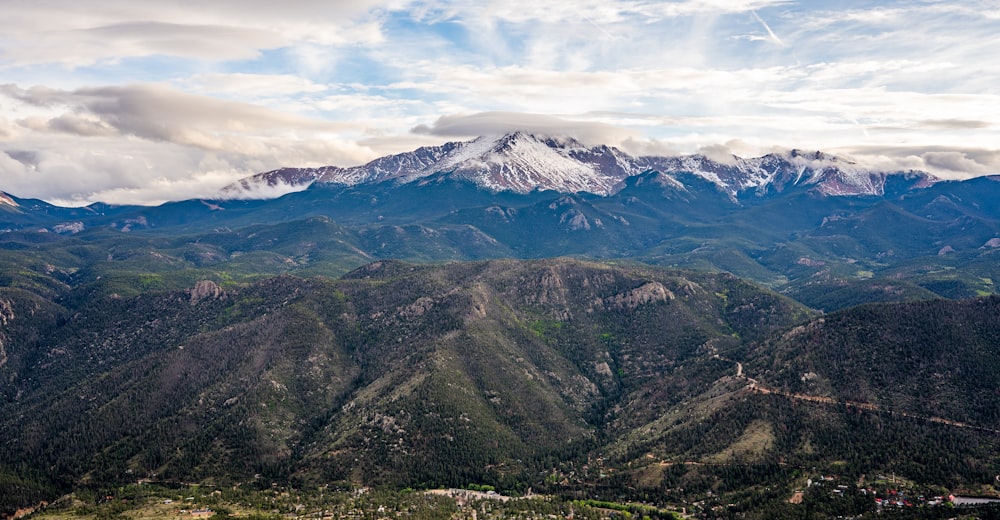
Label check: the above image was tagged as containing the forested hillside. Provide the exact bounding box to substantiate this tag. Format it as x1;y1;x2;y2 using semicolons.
0;259;806;508
3;253;1000;518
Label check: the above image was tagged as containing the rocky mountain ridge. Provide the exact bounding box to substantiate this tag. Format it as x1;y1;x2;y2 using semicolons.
222;132;937;199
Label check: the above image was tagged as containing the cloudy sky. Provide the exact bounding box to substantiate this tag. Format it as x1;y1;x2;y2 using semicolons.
2;0;999;205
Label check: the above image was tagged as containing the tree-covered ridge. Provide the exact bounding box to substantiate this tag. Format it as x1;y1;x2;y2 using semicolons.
3;259;1000;518
744;296;1000;428
2;172;999;313
0;259;806;504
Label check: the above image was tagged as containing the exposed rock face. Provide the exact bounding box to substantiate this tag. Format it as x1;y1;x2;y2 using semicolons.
560;209;602;230
0;299;11;368
596;282;675;310
53;222;84;234
398;297;434;318
0;299;13;326
189;280;225;305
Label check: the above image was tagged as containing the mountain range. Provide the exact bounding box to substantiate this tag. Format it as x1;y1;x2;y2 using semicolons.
2;133;997;311
222;131;935;199
2;132;1000;518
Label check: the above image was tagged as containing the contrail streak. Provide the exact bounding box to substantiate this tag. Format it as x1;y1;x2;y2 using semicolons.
752;10;785;45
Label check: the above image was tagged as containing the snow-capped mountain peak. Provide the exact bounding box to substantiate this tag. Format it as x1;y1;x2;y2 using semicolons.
428;132;621;194
219;132;936;200
291;132;639;195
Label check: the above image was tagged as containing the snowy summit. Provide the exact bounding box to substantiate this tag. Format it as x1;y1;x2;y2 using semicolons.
221;133;936;200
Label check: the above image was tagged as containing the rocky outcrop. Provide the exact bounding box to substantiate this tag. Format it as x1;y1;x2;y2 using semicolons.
189;280;225;305
398;296;435;318
594;282;674;311
0;299;13;326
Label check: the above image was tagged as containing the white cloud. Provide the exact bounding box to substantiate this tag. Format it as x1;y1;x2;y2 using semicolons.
0;132;377;206
185;74;331;97
18;114;118;137
616;137;680;157
411;112;636;144
831;145;1000;180
0;0;392;67
0;84;382;204
0;83;363;149
922;151;992;175
697;143;742;165
2;21;284;67
1;0;1000;203
414;0;792;25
